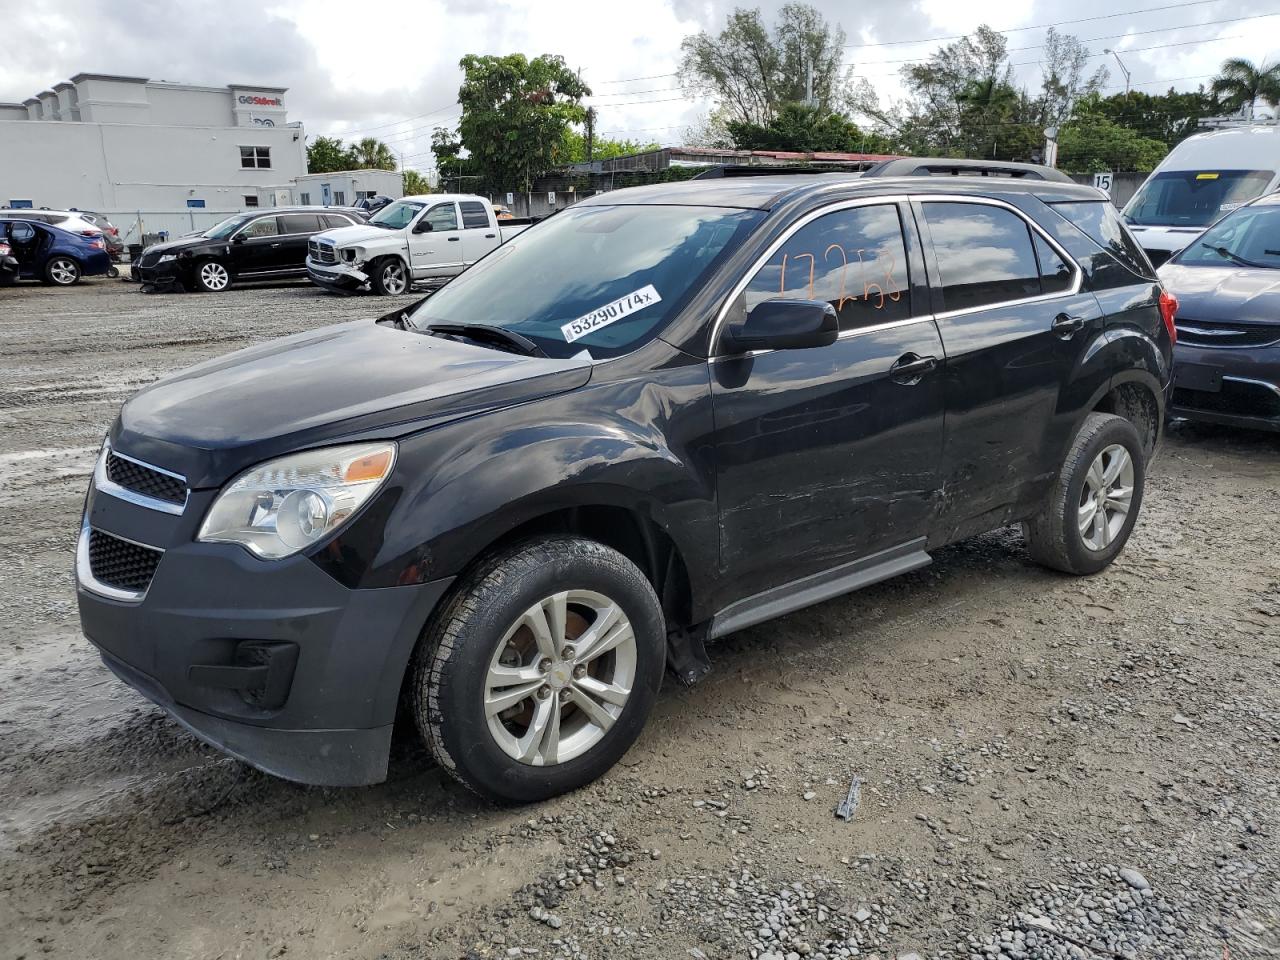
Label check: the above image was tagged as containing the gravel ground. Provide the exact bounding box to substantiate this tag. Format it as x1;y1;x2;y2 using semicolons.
1;277;1278;960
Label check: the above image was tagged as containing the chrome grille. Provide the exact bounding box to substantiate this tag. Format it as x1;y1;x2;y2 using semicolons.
105;450;186;505
309;239;337;264
1176;318;1280;349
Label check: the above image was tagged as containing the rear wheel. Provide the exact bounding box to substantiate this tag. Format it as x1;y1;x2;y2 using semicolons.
44;256;80;286
1023;412;1146;575
370;257;408;296
411;537;665;804
193;259;232;292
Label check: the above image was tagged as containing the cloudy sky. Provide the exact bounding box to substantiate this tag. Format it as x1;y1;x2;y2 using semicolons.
4;0;1278;172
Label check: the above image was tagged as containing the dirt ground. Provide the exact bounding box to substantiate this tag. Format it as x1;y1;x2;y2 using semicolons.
1;276;1278;960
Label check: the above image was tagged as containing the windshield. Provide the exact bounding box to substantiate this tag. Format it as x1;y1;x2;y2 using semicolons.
408;204;764;359
1173;202;1280;269
204;215;251;240
369;200;426;229
1124;170;1274;227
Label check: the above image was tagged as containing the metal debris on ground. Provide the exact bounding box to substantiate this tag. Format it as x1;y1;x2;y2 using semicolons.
835;775;862;821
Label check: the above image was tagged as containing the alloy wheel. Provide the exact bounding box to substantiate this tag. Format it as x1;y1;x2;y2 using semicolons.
200;262;230;291
49;258;79;285
381;262;406;295
484;590;637;767
1078;443;1134;551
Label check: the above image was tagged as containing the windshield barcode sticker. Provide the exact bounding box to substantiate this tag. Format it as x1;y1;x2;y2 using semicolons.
561;285;661;343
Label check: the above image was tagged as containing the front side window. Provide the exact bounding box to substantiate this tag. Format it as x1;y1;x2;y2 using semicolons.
240;217;279;239
1173;201;1280;269
240;146;271;169
460;200;490;229
409;203;763;359
923;202;1042;312
1124;169;1273;228
204;215;251;240
422;203;459;232
743;204;911;332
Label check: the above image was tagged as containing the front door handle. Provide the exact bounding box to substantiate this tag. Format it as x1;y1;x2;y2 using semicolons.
1052;313;1085;338
447;236;460;242
889;352;938;385
269;242;281;248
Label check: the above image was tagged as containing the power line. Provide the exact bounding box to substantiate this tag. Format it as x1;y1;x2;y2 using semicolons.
844;0;1223;48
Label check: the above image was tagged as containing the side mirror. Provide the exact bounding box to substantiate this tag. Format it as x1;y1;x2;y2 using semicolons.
723;298;839;353
232;234;246;244
413;219;434;234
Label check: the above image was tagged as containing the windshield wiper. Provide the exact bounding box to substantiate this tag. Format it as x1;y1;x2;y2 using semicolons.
1200;242;1269;268
425;322;547;357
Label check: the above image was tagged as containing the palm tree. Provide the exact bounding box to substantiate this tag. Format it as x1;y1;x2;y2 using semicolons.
347;137;398;171
1210;57;1280;117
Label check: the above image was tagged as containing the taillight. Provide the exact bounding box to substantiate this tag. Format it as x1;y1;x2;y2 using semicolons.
1158;288;1178;345
88;237;105;250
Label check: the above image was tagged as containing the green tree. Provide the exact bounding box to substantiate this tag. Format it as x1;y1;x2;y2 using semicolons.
1077;89;1213;150
1058;114;1167;173
455;53;589;191
559;130;658;162
347;136;398;170
306;135;351;174
727;102;892;153
402;169;431;195
1210;57;1280;116
1037;27;1108;127
678;4;849;126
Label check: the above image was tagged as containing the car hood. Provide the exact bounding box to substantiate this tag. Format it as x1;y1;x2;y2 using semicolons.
1158;262;1280;324
313;224;391;247
111;320;592;488
141;235;224;257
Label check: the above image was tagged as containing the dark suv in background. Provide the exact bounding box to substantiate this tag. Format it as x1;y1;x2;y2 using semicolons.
77;159;1174;803
133;207;365;292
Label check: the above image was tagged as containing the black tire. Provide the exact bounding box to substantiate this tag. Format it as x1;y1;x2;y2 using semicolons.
192;258;232;293
411;537;665;804
1023;412;1146;575
43;256;80;286
369;257;409;296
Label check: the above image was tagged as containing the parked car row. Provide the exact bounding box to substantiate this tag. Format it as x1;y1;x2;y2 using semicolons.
0;217;113;286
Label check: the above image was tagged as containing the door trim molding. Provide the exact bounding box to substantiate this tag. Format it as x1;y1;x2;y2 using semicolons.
708;537;931;640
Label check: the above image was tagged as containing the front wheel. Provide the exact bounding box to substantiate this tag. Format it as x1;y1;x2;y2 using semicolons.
411;537;666;804
193;258;232;292
1023;412;1146;575
369;257;408;296
44;256;81;286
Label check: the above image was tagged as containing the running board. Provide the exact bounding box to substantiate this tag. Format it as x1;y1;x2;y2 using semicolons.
708;539;931;640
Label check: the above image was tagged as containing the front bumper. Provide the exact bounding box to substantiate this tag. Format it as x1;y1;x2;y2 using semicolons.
1171;340;1280;432
75;453;452;785
134;258;187;288
307;257;367;293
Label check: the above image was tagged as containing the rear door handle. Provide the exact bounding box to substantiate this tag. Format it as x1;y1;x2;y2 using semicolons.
1052;313;1085;338
447;236;460;242
889;353;938;385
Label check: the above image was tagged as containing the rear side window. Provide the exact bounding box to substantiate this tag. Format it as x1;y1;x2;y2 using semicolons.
1050;201;1155;280
923;202;1041;311
279;214;321;234
322;214;353;228
743;203;911;332
460;201;490;229
1034;234;1073;295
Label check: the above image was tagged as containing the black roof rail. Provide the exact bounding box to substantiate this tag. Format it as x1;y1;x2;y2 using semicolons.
692;162;875;180
861;157;1075;184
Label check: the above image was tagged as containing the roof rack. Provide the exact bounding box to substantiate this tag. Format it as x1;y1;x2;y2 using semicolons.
861;157;1075;184
692;162;878;180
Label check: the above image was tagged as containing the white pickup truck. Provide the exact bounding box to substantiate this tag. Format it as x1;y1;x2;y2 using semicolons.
306;193;532;295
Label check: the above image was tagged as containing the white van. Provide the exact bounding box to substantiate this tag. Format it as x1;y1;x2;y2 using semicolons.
1123;124;1280;266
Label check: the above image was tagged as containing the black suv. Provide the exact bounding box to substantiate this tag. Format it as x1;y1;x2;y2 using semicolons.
76;160;1175;802
133;207;365;292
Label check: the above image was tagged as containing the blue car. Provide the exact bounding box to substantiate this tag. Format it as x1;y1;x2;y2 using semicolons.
0;218;112;286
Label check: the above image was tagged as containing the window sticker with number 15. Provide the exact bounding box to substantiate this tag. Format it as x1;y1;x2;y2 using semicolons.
561;285;662;343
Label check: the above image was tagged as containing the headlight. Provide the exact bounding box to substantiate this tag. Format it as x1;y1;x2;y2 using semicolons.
342;248;362;263
198;442;396;559
158;254;177;263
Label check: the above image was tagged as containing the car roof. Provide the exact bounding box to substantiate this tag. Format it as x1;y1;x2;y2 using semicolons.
577;173;1104;211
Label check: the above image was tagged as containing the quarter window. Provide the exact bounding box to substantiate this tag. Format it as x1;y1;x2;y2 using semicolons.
460;200;491;229
743;204;911;332
280;214;321;234
422;203;459;232
322;214;352;228
240;146;271;169
923;203;1042;311
240;217;279;239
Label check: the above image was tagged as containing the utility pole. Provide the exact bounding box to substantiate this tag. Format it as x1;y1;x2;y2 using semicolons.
1104;49;1131;98
585;107;596;163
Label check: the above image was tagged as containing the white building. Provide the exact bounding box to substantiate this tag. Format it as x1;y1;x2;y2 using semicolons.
0;73;309;237
292;169;403;207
